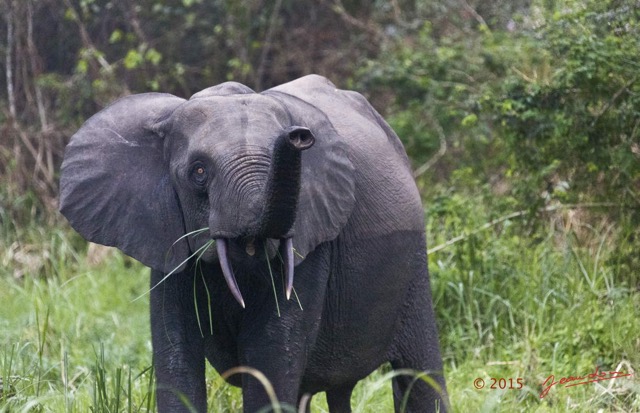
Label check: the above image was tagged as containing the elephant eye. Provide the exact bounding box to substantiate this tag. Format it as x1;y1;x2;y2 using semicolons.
190;163;208;186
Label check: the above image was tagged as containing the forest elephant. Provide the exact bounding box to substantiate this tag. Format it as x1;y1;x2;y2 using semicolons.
59;75;448;412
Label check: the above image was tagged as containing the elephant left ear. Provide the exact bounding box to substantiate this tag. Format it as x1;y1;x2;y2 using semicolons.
264;90;356;264
59;93;189;273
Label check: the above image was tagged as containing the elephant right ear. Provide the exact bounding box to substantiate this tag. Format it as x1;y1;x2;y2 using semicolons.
59;93;189;273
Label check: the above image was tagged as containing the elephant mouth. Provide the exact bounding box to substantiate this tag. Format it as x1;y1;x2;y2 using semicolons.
215;237;295;309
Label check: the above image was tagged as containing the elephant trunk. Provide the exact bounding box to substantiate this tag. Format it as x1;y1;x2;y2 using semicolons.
216;126;314;308
259;126;315;238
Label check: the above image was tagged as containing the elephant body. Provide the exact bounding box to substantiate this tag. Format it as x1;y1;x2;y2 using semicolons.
60;75;447;412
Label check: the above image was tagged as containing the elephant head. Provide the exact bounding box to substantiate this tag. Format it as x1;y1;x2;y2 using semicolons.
59;80;355;307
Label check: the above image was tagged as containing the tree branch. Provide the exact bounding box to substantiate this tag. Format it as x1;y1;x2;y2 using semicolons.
413;117;447;178
322;0;385;42
255;0;283;91
27;0;48;131
6;1;16;118
62;0;112;72
590;76;637;127
461;0;489;30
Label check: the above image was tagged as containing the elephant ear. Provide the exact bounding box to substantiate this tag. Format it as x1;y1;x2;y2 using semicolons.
59;93;188;273
264;77;358;264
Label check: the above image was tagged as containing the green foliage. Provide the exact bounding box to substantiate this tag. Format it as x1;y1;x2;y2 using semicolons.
496;0;640;207
359;20;514;167
425;184;639;411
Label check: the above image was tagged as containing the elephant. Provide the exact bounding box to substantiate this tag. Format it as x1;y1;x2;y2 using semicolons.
59;75;447;412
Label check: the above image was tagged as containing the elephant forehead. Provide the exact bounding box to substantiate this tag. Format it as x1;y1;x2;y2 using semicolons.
174;95;290;142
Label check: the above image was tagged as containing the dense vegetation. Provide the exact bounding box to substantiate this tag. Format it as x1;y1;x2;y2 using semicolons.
1;0;638;411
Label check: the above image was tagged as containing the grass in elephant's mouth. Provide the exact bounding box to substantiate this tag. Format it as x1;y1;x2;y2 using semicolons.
264;243;281;317
169;227;211;250
292;247;305;260
162;229;303;335
134;233;215;302
119;228;301;358
194;244;215;337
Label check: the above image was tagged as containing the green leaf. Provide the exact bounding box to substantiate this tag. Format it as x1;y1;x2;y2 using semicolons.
461;114;478;127
145;48;162;66
109;29;123;44
76;59;88;74
124;50;143;70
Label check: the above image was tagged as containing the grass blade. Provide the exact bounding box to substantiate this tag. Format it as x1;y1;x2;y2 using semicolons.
264;243;281;317
134;240;216;302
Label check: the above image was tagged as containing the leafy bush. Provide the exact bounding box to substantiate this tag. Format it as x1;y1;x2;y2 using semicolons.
497;0;640;207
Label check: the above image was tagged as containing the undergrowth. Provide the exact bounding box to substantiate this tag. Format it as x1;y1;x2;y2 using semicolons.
425;187;639;412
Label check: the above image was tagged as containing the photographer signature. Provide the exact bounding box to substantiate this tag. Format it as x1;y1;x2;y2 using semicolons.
540;366;633;398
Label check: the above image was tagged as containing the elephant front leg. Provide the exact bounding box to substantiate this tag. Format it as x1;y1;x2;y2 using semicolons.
150;269;207;413
237;345;306;413
235;299;318;412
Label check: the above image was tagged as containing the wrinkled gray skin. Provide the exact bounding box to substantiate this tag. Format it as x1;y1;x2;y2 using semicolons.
59;75;447;413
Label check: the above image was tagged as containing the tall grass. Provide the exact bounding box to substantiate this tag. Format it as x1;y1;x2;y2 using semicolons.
426;189;640;412
1;187;638;412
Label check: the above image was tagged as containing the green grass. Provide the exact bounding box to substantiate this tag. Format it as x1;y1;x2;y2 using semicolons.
425;190;640;412
1;193;639;412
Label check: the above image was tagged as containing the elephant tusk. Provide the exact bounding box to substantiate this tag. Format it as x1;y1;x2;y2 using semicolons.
215;238;245;308
283;238;294;300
